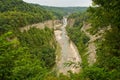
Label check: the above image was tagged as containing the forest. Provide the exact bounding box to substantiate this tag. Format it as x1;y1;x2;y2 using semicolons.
0;0;120;80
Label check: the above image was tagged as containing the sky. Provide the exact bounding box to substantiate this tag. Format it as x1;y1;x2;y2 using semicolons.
23;0;92;7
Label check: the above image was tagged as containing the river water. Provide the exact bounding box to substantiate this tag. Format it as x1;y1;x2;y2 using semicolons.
54;17;82;75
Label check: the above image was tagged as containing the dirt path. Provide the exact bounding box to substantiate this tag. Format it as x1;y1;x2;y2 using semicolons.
81;24;96;65
54;17;82;75
81;23;110;65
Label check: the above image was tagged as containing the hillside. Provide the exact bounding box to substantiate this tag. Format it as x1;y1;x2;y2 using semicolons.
0;0;54;34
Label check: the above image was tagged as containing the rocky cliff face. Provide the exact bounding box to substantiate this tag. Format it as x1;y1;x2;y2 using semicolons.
67;19;75;27
20;20;61;32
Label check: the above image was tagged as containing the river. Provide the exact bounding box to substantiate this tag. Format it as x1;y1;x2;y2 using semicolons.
54;17;82;75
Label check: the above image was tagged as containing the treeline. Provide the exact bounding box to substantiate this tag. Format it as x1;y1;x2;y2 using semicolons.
43;6;88;18
0;0;53;34
43;6;87;14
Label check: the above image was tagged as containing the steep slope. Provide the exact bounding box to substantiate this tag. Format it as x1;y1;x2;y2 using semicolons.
81;24;97;65
81;23;109;65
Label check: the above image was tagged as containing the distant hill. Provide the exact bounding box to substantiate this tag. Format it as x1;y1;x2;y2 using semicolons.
0;0;47;13
42;6;88;16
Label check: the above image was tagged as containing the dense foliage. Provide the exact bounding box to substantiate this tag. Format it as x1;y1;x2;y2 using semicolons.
18;27;56;68
0;32;46;80
0;27;57;80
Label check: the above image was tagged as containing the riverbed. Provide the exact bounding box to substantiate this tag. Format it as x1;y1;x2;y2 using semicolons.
54;17;82;75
